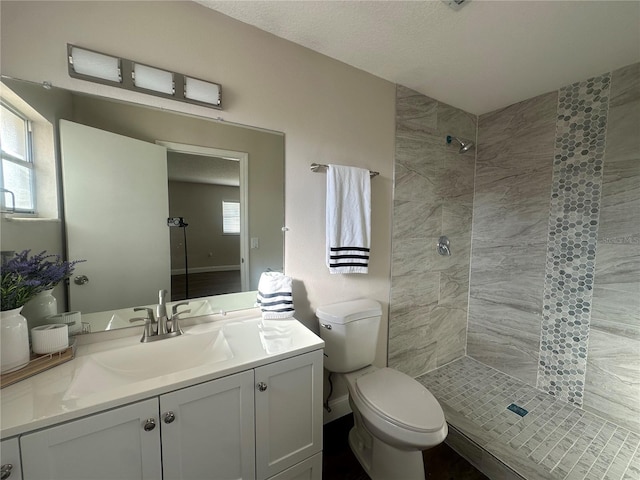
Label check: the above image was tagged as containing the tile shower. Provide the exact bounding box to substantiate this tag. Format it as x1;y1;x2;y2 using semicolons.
390;62;639;478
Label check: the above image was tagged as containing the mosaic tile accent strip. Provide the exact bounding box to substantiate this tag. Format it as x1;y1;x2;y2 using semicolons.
536;73;612;405
418;357;639;480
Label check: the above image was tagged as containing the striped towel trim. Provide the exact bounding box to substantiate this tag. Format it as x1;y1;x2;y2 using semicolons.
329;246;370;272
257;290;295;318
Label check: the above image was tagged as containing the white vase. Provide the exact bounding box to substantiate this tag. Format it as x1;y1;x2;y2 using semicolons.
21;289;58;330
1;307;31;373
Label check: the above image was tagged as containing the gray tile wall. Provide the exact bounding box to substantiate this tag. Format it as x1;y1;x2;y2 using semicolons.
584;62;640;431
389;85;476;377
467;91;557;386
536;73;612;405
468;62;640;431
391;63;638;431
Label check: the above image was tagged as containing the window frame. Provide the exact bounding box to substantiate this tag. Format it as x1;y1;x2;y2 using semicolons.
1;100;36;214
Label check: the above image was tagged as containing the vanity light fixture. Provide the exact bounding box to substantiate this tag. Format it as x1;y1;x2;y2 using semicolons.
132;63;174;95
184;76;221;107
67;45;121;85
67;44;222;109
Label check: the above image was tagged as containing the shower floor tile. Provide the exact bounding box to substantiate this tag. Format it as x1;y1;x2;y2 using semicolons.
417;357;640;480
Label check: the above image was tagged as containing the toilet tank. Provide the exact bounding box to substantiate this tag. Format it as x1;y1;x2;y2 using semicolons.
316;299;382;373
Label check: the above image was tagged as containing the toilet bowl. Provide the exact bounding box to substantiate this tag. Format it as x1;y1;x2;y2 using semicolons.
340;366;447;479
316;299;448;480
345;366;448;449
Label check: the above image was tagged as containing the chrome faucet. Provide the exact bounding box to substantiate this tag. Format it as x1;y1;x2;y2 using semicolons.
156;289;169;336
129;289;190;343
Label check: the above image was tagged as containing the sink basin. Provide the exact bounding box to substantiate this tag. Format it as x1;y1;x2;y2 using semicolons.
64;327;233;399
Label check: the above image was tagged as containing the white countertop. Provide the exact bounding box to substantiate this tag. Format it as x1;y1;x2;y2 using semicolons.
0;308;324;439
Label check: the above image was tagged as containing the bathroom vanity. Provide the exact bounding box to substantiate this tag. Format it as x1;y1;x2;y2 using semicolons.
0;309;324;480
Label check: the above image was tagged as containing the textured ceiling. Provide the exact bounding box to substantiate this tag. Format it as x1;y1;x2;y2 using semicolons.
197;0;640;115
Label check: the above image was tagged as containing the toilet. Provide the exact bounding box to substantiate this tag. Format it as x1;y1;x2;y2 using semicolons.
317;299;447;480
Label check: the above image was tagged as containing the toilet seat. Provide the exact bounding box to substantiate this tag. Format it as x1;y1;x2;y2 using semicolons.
354;368;446;433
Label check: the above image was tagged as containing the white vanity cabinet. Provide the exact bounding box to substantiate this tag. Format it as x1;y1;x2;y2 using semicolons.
1;438;22;480
255;350;323;480
160;369;256;480
20;398;162;479
18;349;323;480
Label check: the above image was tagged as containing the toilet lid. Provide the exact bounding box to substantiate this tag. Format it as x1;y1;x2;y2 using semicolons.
355;368;445;433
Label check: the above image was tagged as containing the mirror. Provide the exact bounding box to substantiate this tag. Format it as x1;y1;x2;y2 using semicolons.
0;76;284;333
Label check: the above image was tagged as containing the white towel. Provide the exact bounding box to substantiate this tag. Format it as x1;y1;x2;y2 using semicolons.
326;164;371;274
256;271;295;319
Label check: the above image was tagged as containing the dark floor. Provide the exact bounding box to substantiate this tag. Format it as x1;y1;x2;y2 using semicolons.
323;414;489;480
171;270;241;301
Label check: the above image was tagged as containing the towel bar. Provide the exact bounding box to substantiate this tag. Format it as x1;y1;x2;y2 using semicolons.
310;163;379;178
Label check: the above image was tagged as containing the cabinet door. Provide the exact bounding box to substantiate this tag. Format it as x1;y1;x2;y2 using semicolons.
160;370;255;480
267;453;322;480
20;398;161;480
255;350;323;480
1;437;22;480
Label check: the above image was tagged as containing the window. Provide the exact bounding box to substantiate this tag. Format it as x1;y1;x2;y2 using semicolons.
222;200;240;235
1;101;35;213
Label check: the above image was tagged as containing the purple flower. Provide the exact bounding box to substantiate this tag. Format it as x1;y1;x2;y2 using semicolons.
1;250;84;311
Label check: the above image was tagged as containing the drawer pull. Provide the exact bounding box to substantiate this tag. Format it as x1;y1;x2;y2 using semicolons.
143;418;156;431
1;464;13;479
163;411;176;424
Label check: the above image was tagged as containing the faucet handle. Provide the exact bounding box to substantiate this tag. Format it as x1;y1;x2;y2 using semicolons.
171;302;191;315
134;307;155;322
169;302;190;334
131;309;155;342
172;302;190;317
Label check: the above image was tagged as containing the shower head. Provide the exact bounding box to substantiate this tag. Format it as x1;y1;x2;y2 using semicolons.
446;135;474;154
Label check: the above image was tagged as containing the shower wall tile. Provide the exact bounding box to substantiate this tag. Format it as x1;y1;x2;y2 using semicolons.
393;160;440;203
437;102;477;140
466;62;640;432
395;84;438;135
389;269;440;312
468;91;556;384
583;329;640;433
430;305;467;366
597;91;640;240
536;72;612;405
393;198;442;240
388;302;438;376
395;136;442;181
471;195;551;248
586;63;640;430
439;263;470;307
467;315;540;386
591;243;640;340
390;85;476;377
469;244;547;312
608;62;640;108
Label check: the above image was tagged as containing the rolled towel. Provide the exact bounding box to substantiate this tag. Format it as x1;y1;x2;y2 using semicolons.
256;272;295;319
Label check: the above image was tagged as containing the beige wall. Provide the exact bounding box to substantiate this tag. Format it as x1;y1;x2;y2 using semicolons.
0;2;395;366
168;181;240;271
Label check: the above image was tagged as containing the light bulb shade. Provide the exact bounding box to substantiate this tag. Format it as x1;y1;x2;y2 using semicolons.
69;46;121;83
185;77;221;106
133;63;174;95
